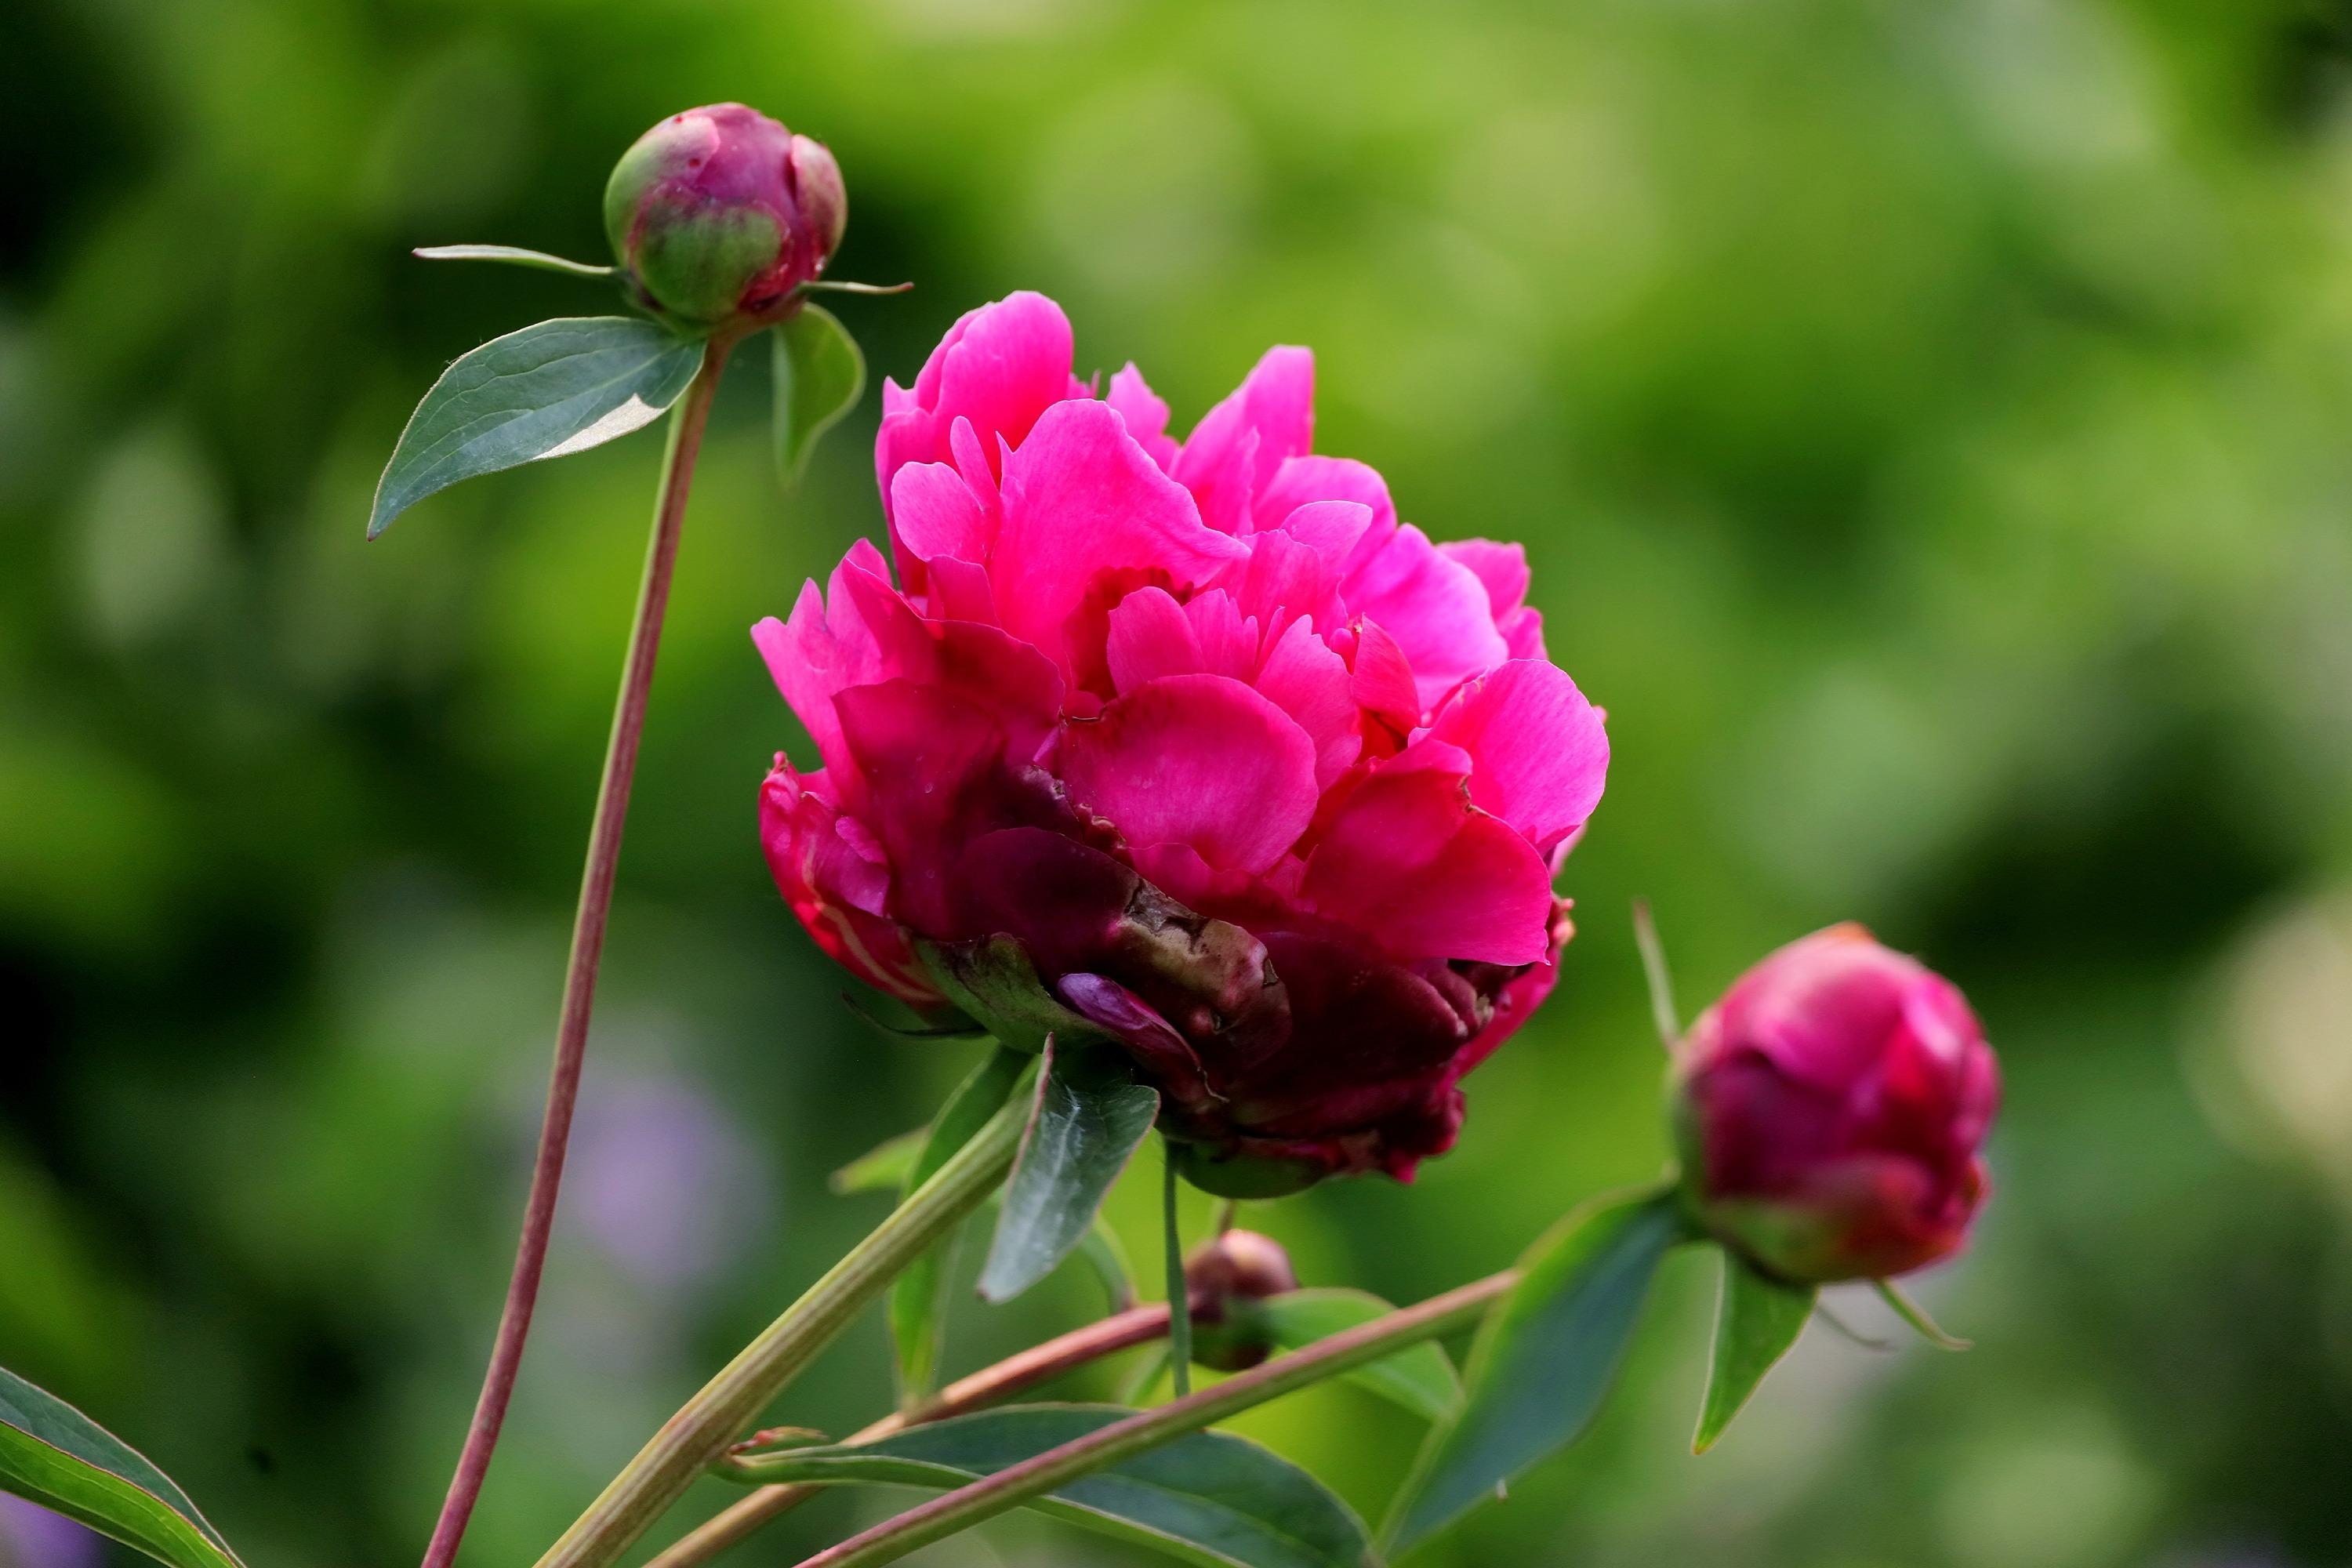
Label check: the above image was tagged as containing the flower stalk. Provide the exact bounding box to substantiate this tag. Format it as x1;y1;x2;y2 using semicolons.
786;1268;1520;1568
532;1073;1035;1568
419;336;731;1568
650;1300;1174;1567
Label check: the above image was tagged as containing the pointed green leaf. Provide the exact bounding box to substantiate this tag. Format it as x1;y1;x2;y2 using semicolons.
1875;1279;1972;1350
724;1403;1374;1568
979;1040;1160;1305
1384;1187;1680;1552
771;302;866;488
0;1366;244;1568
412;244;615;278
889;1048;1031;1404
829;1127;927;1196
1249;1290;1462;1424
368;316;702;538
1692;1252;1813;1453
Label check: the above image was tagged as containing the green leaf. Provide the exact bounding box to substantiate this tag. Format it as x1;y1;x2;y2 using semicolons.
1875;1279;1972;1350
1249;1290;1463;1425
412;244;615;278
368;316;702;538
1079;1216;1141;1314
830;1127;926;1196
917;935;1105;1056
890;1048;1032;1404
771;302;866;488
724;1403;1374;1568
979;1040;1160;1305
1384;1187;1680;1552
0;1365;244;1568
1692;1252;1814;1453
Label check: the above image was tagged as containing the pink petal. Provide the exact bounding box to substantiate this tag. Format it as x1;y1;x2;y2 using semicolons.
1348;619;1421;732
1301;767;1555;964
993;400;1247;681
877;292;1078;514
889;461;989;564
1343;523;1509;709
925;555;997;623
1174;346;1316;535
1181;590;1258;681
1438;538;1530;619
1105;586;1203;693
1254;615;1361;789
1056;673;1319;875
1107;362;1179;472
1254;456;1397;558
1421;659;1609;857
1232;500;1369;630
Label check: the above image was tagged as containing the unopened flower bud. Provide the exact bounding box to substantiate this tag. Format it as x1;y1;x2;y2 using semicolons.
1181;1229;1300;1372
1671;925;1999;1284
604;103;846;331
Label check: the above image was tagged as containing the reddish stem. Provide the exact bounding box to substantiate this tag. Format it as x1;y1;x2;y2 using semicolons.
647;1302;1175;1568
419;336;732;1568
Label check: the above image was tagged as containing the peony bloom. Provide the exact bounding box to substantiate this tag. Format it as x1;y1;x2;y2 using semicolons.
604;103;846;329
1671;925;2000;1282
757;292;1607;1195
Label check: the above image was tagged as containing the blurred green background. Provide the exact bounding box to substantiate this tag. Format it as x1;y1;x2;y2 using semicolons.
5;1;2352;1564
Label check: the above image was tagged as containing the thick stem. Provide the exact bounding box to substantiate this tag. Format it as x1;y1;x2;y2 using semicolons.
533;1077;1035;1568
650;1302;1173;1568
793;1269;1519;1568
419;337;731;1568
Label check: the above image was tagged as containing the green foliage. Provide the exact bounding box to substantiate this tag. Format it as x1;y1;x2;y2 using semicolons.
1386;1189;1681;1551
771;303;866;488
412;245;615;278
1248;1290;1463;1423
367;317;702;537
889;1047;1029;1405
980;1041;1160;1304
0;1367;242;1568
1692;1250;1814;1454
722;1403;1374;1568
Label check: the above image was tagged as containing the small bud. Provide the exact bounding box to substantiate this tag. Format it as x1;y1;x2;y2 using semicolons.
1671;925;1999;1284
1181;1229;1300;1372
604;103;847;332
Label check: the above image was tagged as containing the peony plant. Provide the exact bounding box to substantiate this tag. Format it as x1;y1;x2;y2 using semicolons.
0;103;2002;1568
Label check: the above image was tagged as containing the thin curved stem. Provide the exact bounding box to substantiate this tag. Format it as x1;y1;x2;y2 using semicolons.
792;1269;1519;1568
648;1301;1174;1567
418;337;731;1568
532;1076;1035;1568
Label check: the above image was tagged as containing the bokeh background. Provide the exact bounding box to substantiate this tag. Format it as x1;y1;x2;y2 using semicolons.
6;1;2352;1564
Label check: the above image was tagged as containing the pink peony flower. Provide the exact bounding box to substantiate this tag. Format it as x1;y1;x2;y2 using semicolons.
1671;925;2000;1282
757;292;1608;1194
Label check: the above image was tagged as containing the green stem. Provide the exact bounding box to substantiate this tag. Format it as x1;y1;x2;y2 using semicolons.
792;1268;1519;1568
1162;1140;1191;1399
419;336;731;1568
532;1071;1036;1568
648;1301;1174;1568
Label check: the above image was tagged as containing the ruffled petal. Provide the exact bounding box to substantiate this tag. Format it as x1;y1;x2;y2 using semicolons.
1301;766;1555;964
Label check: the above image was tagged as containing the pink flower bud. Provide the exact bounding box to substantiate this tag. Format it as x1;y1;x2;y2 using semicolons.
1671;925;1999;1283
603;103;846;330
1182;1229;1300;1371
755;292;1610;1194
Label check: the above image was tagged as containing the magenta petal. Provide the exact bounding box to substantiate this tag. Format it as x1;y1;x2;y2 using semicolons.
1181;590;1259;681
1344;523;1510;709
1175;346;1316;535
994;399;1247;680
1254;456;1397;554
1348;619;1421;731
1254;615;1361;789
1425;659;1609;856
890;461;989;564
1438;538;1530;618
1057;673;1319;874
1301;767;1554;964
1107;362;1180;472
1105;586;1203;693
